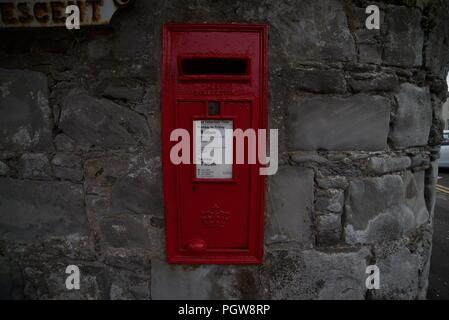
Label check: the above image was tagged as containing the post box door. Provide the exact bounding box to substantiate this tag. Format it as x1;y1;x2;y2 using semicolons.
162;24;268;264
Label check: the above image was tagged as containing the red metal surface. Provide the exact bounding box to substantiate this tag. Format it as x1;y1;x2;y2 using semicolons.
162;23;268;264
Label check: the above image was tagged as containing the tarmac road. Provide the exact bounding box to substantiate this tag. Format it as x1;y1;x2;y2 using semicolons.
428;168;449;299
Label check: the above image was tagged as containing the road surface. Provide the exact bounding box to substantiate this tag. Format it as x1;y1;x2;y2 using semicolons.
428;169;449;299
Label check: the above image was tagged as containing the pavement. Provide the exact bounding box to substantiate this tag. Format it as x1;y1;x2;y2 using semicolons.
427;168;449;300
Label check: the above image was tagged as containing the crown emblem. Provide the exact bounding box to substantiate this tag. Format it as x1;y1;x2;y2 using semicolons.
200;203;230;228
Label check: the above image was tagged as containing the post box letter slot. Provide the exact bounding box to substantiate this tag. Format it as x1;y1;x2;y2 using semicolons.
181;57;249;75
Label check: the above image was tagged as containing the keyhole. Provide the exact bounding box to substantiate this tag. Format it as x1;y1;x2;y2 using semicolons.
208;101;220;115
192;185;197;192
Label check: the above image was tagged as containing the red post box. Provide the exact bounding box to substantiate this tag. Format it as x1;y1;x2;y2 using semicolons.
162;23;268;264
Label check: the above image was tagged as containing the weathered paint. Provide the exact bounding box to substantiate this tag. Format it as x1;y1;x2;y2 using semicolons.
0;0;133;28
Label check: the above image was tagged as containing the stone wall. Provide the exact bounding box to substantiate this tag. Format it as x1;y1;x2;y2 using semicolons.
0;0;448;299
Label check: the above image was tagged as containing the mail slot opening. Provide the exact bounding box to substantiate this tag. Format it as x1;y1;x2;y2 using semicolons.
181;58;249;75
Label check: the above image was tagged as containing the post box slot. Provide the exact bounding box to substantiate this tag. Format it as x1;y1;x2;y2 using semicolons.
181;57;249;75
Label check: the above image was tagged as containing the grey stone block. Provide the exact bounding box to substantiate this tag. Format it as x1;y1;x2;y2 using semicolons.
59;92;150;150
344;173;428;245
348;72;398;93
0;178;87;241
315;189;344;213
358;44;382;64
303;248;370;299
290;151;328;164
316;175;348;189
84;154;163;217
0;257;24;299
316;213;342;245
23;262;108;299
54;134;75;152
425;161;438;218
266;166;314;244
4;232;94;262
87;38;112;60
403;170;429;227
346;6;383;63
286;94;390;151
424;1;449;77
133;85;159;115
151;262;263;299
151;260;214;299
83;153;163;253
344;175;412;244
383;6;423;67
415;226;433;299
109;0;159;66
260;248;305;299
285;68;346;94
263;247;370;299
390;83;432;148
110;161;163;217
100;214;158;249
0;160;10;176
18;153;51;180
0;69;53;158
95;78;145;102
51;153;83;182
367;156;411;174
109;273;151;300
411;154;430;169
106;264;151;300
371;242;419;299
271;0;356;63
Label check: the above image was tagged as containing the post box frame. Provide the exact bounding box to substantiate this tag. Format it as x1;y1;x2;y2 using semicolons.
162;23;268;264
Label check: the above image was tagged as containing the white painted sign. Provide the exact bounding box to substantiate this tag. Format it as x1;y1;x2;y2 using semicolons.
194;119;233;179
0;0;133;28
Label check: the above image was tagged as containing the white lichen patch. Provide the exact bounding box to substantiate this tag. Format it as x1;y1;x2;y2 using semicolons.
0;81;11;97
37;90;51;120
112;224;126;233
12;127;32;148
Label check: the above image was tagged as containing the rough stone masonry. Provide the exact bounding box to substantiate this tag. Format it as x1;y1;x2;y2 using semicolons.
0;0;449;300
